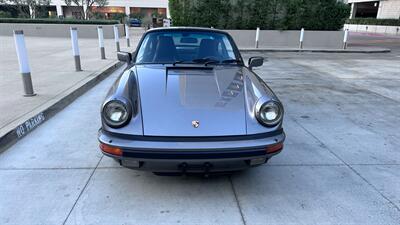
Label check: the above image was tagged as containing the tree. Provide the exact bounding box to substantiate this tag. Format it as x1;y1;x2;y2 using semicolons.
0;10;12;18
168;0;350;30
64;0;108;20
282;0;350;30
0;0;50;18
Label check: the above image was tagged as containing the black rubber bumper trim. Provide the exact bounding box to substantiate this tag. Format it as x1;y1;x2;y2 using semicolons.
101;128;283;142
122;149;267;159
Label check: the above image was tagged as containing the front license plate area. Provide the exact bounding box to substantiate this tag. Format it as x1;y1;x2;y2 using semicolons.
178;162;212;173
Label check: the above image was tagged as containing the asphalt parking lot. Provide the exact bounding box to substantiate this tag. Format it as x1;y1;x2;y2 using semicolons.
1;49;399;225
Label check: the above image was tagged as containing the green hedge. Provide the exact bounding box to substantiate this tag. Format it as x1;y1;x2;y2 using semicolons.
0;10;12;18
346;18;400;26
169;0;350;30
0;18;119;25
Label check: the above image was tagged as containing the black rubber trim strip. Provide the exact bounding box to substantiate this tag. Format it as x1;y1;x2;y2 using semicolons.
123;149;268;159
101;128;283;142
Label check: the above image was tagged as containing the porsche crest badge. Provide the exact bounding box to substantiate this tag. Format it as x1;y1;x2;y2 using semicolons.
192;120;200;128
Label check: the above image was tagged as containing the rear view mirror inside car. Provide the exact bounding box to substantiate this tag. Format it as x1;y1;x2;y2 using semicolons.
180;37;198;44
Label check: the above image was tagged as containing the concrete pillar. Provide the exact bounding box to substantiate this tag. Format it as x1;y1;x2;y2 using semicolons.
125;24;130;47
97;26;106;59
376;2;383;19
125;6;130;16
113;25;120;52
299;28;304;49
70;27;82;71
83;4;88;19
350;3;357;19
13;30;36;97
343;29;349;49
56;5;63;17
255;27;260;48
29;5;34;18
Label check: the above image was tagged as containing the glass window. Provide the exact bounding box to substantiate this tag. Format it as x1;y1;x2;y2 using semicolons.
135;30;240;64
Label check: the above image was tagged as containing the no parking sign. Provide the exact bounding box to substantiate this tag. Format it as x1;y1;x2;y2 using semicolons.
163;19;172;27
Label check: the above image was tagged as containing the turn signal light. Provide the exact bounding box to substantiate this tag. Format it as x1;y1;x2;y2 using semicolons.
100;143;122;156
266;142;283;153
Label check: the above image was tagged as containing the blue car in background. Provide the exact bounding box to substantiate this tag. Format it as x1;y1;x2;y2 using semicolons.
129;18;141;27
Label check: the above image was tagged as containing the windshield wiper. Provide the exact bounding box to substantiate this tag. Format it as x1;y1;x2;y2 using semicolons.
221;59;241;64
205;60;221;66
172;60;191;66
192;57;220;66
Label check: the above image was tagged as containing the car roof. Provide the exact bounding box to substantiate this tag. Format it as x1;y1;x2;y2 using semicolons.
145;27;230;35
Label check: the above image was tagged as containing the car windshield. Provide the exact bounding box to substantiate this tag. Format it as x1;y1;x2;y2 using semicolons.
135;30;240;64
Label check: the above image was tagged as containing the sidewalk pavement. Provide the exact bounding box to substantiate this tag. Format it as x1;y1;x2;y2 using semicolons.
0;52;399;225
239;47;391;53
348;31;400;54
0;33;140;149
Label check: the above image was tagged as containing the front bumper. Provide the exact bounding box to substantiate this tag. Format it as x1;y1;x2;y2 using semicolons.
98;128;285;172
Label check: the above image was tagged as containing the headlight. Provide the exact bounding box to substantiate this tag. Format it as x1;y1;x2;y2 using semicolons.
102;99;131;128
256;100;283;127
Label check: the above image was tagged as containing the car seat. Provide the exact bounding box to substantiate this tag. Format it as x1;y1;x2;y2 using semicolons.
153;36;177;62
197;39;219;59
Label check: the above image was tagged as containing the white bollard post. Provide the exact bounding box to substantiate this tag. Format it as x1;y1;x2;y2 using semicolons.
255;27;260;48
125;24;130;47
70;27;82;71
13;30;36;97
97;26;106;59
343;29;349;49
299;28;304;49
113;25;120;52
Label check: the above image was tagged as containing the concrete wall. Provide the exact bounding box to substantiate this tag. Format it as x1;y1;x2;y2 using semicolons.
344;24;400;35
0;25;346;49
346;0;400;19
377;0;400;19
0;23;124;38
226;30;345;49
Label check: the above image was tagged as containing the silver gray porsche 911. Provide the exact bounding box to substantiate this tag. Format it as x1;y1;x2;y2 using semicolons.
98;27;285;174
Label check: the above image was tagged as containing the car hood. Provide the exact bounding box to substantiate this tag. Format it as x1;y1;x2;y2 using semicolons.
136;65;246;136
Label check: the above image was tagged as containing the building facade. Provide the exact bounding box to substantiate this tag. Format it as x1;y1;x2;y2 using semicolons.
345;0;400;19
0;0;169;20
53;0;169;19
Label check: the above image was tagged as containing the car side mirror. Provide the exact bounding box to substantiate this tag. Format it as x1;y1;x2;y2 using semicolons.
248;57;264;70
117;51;132;63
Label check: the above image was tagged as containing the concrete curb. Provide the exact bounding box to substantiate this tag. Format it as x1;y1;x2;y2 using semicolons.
0;61;123;153
239;48;391;53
